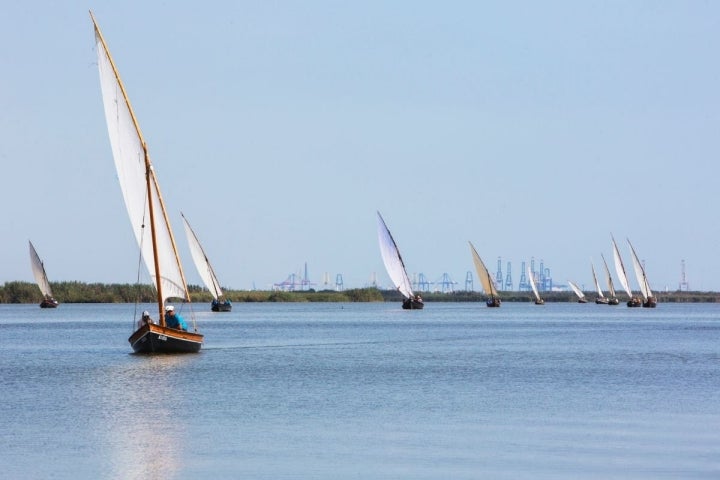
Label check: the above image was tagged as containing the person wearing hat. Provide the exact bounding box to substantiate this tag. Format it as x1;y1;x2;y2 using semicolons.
164;305;187;331
137;310;154;329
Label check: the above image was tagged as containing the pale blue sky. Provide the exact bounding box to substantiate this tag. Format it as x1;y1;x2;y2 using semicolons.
2;1;719;293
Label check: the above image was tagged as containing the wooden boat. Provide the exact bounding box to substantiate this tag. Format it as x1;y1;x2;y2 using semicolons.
376;211;424;310
611;235;641;307
600;254;620;305
591;262;609;304
568;280;587;303
92;12;203;353
28;241;59;308
627;238;657;308
181;213;232;312
468;241;501;307
527;265;544;305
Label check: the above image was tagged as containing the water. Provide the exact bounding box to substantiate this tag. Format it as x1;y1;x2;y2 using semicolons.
1;302;718;479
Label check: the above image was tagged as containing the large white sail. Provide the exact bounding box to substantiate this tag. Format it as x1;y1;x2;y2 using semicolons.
28;241;53;297
611;236;633;298
182;214;223;300
94;19;187;303
469;241;498;297
627;238;652;300
591;262;605;298
601;254;617;297
376;212;414;299
527;265;541;301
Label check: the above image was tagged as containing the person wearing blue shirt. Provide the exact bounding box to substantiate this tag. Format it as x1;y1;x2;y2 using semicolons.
164;305;187;331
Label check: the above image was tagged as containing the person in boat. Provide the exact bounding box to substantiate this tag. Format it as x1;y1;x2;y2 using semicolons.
414;294;423;304
137;310;154;329
165;305;187;331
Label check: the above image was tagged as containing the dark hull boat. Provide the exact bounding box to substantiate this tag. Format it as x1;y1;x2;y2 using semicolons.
607;297;620;305
643;296;657;308
129;323;203;354
29;241;59;309
486;297;501;307
402;298;425;310
469;242;502;308
595;297;610;304
211;299;232;312
40;297;59;308
627;297;642;307
93;12;203;354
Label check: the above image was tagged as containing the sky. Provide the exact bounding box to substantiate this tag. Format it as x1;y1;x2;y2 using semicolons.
2;1;720;293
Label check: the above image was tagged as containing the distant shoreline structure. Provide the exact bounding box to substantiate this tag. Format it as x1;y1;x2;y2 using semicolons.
0;281;718;304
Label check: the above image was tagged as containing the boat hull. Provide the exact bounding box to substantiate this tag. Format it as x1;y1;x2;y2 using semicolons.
40;299;59;308
627;297;642;307
607;298;619;305
534;299;545;305
486;298;501;307
129;323;203;354
211;300;232;312
595;297;609;304
643;297;657;308
402;298;424;310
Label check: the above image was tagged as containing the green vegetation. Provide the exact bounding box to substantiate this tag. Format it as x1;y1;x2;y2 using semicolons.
2;281;719;304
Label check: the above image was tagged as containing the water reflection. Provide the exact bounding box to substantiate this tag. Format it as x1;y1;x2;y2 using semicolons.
87;355;194;479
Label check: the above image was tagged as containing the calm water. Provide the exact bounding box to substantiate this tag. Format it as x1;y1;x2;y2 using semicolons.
1;302;718;479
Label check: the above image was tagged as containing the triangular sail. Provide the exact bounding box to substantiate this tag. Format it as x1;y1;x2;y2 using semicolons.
28;241;53;297
527;265;541;301
591;262;605;298
611;235;633;298
469;241;498;298
568;280;585;300
376;211;414;299
601;254;617;297
93;13;188;305
627;238;652;300
182;214;223;300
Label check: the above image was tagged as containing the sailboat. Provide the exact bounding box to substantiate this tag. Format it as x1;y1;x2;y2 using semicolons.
181;213;232;312
28;241;59;308
527;265;544;305
376;211;424;309
468;241;501;307
601;253;620;305
627;238;657;308
611;234;641;307
567;280;587;303
92;12;203;353
590;262;609;304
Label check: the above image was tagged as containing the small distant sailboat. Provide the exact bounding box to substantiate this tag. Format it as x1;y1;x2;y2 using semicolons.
612;235;641;307
627;238;657;308
92;11;203;353
591;262;609;304
376;211;424;310
468;241;501;307
527;265;544;305
182;213;232;312
601;253;620;305
28;241;59;308
568;280;587;303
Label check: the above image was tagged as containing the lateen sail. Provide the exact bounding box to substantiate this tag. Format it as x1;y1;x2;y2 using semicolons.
591;262;605;298
28;241;53;298
601;254;617;297
182;214;223;300
94;18;187;303
611;235;633;298
568;280;585;301
376;211;414;299
469;241;498;298
528;265;541;301
627;238;652;300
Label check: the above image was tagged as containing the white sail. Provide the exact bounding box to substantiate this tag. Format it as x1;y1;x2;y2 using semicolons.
601;254;617;297
376;211;414;299
94;18;187;303
469;241;498;297
627;238;653;300
28;241;53;297
568;280;585;301
527;265;541;301
611;235;633;298
591;263;605;298
182;214;223;300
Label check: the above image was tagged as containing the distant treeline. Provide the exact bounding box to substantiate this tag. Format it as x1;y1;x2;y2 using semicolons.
2;281;719;304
